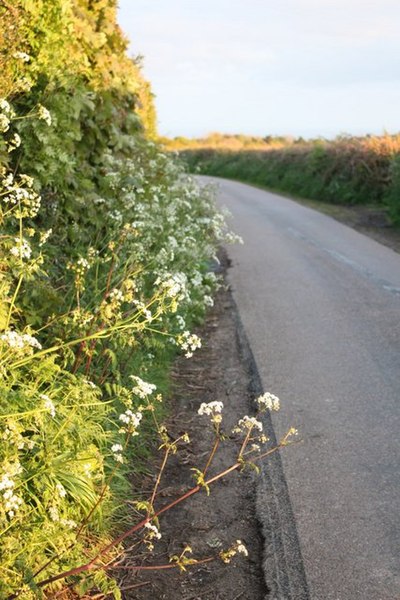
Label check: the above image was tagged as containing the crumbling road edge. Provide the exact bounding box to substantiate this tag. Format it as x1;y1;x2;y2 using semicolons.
232;294;310;600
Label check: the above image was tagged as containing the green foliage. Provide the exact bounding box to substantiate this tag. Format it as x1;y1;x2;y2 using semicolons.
0;3;237;596
180;134;400;223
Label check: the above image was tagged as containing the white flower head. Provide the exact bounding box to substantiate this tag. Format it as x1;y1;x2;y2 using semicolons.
7;133;21;153
10;238;32;260
130;375;156;399
37;104;52;126
233;415;263;434
13;51;31;62
119;410;143;434
0;98;11;114
198;401;223;424
255;392;280;413
177;331;201;358
144;521;162;540
0;113;10;133
55;482;66;498
40;394;56;418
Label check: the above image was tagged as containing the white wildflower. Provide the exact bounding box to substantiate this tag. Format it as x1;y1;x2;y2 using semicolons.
49;505;59;522
55;482;66;498
144;521;162;540
130;375;156;399
41;394;56;418
10;237;32;260
37;104;52;126
177;331;201;358
0;330;42;351
61;518;77;529
204;295;214;307
7;133;21;153
0;98;11;114
0;114;10;133
109;288;124;303
13;51;31;62
198;401;223;425
39;228;52;246
255;392;280;412
0;463;23;518
119;410;143;435
233;415;263;433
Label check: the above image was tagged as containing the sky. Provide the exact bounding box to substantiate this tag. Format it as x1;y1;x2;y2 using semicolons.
117;0;400;139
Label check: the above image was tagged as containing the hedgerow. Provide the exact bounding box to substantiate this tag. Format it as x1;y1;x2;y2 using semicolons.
179;135;400;223
0;1;241;596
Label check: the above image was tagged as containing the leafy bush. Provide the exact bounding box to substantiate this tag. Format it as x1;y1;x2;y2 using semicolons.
180;135;400;223
0;2;239;596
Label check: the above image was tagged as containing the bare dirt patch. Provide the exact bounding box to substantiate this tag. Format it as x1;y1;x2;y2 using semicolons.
119;256;267;599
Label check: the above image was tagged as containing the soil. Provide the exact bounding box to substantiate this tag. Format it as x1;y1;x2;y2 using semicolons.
117;254;267;600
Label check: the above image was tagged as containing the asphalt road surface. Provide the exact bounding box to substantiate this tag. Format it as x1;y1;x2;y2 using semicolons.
201;177;400;600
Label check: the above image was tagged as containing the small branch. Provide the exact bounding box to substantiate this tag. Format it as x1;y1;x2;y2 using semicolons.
23;444;284;595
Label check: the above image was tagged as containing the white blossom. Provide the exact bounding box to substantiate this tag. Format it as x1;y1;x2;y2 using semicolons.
13;51;31;62
255;392;280;412
144;521;162;540
233;415;263;433
119;410;143;435
41;394;56;418
177;331;201;358
130;375;156;398
37;104;52;126
0;330;42;351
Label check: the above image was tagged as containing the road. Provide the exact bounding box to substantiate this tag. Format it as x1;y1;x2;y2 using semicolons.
201;177;400;600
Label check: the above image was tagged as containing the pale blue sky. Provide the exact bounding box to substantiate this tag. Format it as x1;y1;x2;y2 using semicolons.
117;0;400;139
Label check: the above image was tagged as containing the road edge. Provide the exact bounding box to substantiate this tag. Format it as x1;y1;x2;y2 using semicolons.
232;294;310;600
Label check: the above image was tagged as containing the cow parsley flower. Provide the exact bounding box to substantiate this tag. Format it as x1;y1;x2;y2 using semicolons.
10;237;32;260
7;133;21;153
144;521;162;540
37;104;52;126
177;331;201;358
41;394;56;418
0;114;10;133
255;392;280;412
13;51;31;62
198;401;223;424
233;415;263;434
130;375;156;398
119;410;143;435
0;98;11;114
0;330;42;352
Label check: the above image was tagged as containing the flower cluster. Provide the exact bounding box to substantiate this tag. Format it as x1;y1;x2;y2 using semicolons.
0;330;42;354
0;462;23;519
1;172;41;218
40;394;56;418
37;104;52;126
198;401;224;425
255;392;280;412
119;410;143;434
220;540;248;563
9;237;32;260
177;331;202;358
130;375;157;399
67;257;91;292
111;443;124;463
233;415;263;434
